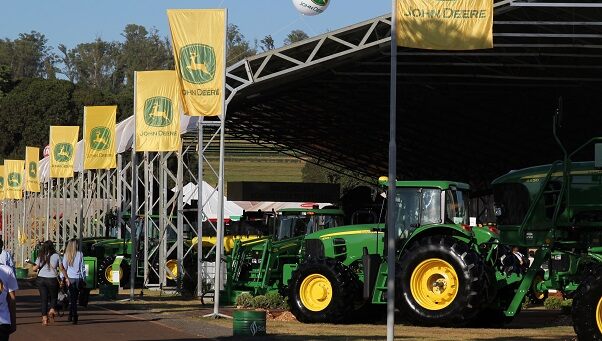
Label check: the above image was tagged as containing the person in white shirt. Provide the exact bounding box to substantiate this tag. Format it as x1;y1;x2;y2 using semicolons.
0;242;14;275
59;239;85;324
0;264;18;340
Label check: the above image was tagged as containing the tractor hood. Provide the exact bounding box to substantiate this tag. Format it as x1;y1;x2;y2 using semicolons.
307;223;384;241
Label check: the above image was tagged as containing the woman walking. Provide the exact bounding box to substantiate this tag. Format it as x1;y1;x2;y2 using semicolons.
60;239;84;324
31;240;59;326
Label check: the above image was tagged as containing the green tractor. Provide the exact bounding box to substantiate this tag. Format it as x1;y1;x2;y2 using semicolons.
287;180;498;325
225;207;345;304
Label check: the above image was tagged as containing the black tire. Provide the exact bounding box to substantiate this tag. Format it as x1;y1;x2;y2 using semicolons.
397;235;485;326
288;258;360;323
572;267;602;340
97;255;130;287
471;283;521;327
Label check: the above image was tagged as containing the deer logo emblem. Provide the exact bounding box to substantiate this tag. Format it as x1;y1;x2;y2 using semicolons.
28;162;37;178
53;143;73;162
0;177;4;190
7;172;21;188
90;127;111;151
179;44;216;84
144;97;173;127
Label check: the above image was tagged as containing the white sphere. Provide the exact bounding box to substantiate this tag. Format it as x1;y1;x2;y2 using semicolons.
292;0;330;16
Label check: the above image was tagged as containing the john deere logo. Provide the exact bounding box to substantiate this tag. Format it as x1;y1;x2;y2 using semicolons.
312;0;328;5
0;177;4;190
7;172;21;188
28;162;37;178
179;44;216;84
144;97;173;127
90;127;111;150
53;143;73;162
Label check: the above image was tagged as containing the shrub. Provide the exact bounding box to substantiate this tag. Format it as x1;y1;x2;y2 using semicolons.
544;296;563;310
265;292;288;310
235;293;253;308
252;295;269;309
561;299;573;315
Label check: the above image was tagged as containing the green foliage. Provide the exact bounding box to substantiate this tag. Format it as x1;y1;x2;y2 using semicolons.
265;292;289;310
284;30;309;46
235;293;253;308
227;24;257;66
302;159;370;196
251;295;269;309
544;296;572;314
0;31;56;80
236;292;288;310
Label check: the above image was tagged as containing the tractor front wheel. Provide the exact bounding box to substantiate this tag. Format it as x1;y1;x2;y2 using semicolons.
288;258;359;323
97;255;130;287
397;235;485;326
572;267;602;340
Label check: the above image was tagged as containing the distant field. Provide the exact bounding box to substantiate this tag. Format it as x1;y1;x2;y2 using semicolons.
202;156;305;192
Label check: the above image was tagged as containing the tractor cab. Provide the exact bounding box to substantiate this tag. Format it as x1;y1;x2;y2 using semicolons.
275;208;344;240
390;180;471;239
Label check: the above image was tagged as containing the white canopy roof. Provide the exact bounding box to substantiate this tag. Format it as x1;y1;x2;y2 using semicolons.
177;181;244;220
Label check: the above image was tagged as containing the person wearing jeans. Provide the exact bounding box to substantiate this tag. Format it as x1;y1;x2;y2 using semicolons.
60;239;85;324
31;241;60;326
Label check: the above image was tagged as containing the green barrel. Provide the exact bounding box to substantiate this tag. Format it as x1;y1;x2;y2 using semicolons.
15;268;28;279
233;310;266;337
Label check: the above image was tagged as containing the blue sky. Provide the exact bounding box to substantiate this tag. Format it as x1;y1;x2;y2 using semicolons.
1;1;391;51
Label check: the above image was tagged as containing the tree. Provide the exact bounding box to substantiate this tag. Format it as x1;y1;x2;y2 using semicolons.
259;35;275;52
302;159;368;197
67;38;122;91
0;65;14;97
227;24;256;66
0;78;77;158
118;24;173;87
284;30;309;46
0;31;56;80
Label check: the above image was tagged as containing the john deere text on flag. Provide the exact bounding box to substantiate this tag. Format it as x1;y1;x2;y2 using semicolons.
50;126;79;178
4;160;24;200
397;0;493;50
167;9;225;116
135;71;181;152
25;147;40;192
84;106;117;169
0;165;5;200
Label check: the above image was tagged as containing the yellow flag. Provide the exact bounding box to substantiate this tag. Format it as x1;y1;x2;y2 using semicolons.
397;0;493;50
4;160;24;200
25;147;40;192
50;126;79;178
84;106;117;169
0;165;5;200
135;71;181;152
167;9;225;116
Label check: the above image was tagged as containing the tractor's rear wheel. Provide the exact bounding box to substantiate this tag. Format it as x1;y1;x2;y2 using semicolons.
397;235;485;326
289;258;360;323
573;267;602;340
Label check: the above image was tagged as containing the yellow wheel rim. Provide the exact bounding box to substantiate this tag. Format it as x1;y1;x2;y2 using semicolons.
597;296;602;334
166;259;178;280
105;265;123;283
410;258;459;310
299;274;333;312
532;275;546;300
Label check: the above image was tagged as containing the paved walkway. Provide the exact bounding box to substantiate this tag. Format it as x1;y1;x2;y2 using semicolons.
10;283;231;341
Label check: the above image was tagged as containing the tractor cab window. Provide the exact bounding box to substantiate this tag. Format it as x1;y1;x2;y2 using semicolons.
306;214;343;234
445;190;469;225
395;188;442;238
492;183;530;225
276;215;309;240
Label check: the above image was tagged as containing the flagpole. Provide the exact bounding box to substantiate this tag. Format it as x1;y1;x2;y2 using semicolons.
386;1;398;340
130;72;139;301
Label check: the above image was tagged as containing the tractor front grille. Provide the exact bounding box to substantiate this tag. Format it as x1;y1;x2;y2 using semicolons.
305;239;324;259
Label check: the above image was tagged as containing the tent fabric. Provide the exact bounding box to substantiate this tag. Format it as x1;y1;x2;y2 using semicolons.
177;181;243;220
39;111;200;181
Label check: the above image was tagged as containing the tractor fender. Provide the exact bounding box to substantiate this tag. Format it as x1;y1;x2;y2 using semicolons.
400;224;472;251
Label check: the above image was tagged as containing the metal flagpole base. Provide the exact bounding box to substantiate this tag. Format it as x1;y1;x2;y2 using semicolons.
203;312;232;319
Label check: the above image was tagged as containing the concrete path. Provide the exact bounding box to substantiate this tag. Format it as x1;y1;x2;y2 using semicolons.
11;285;229;341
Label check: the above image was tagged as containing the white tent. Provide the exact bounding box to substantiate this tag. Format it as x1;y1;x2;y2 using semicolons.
177;182;244;220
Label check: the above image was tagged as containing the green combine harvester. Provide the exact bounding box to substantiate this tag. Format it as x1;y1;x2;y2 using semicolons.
224;207;345;303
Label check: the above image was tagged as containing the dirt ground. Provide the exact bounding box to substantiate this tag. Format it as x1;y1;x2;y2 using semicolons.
98;289;577;341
